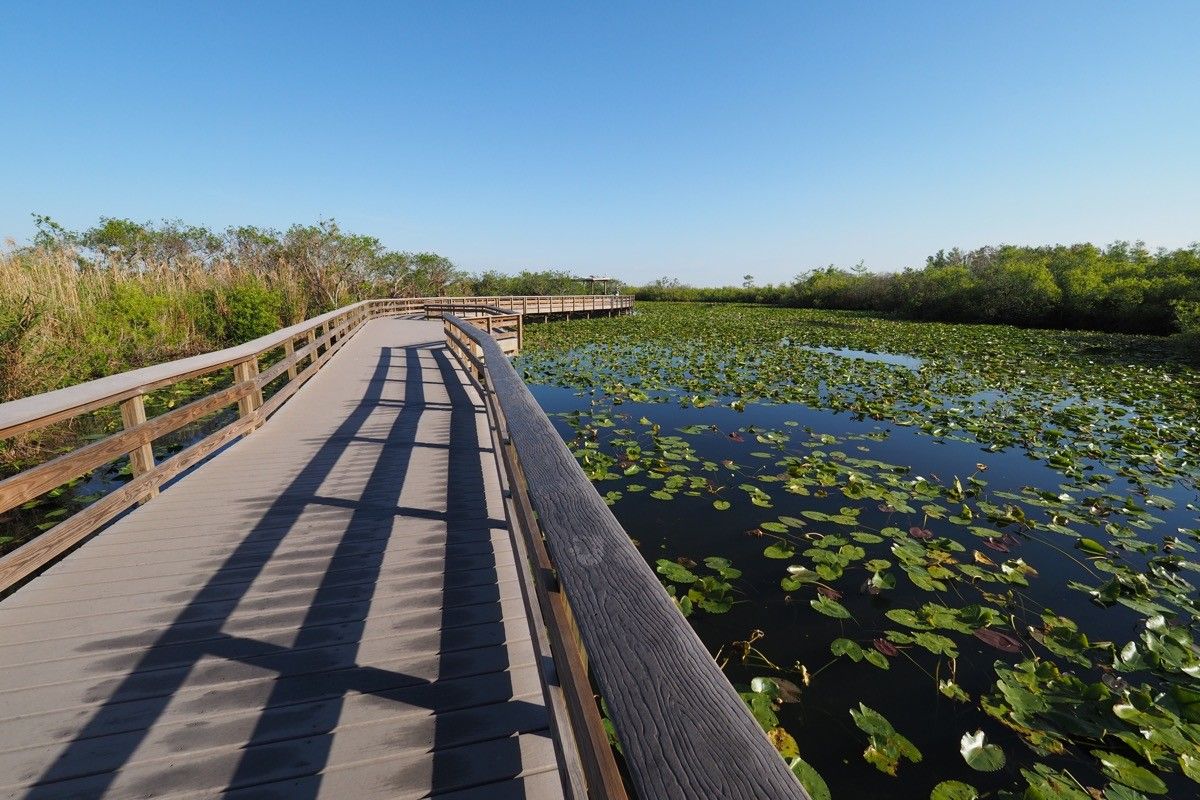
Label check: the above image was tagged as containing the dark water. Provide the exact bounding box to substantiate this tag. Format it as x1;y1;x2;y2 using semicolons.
527;381;1200;799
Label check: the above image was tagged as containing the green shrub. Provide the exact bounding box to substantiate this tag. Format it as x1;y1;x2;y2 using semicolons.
198;279;284;345
82;283;193;376
1173;299;1200;334
223;279;282;343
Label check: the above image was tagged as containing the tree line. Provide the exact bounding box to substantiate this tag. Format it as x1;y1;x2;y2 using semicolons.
635;242;1200;336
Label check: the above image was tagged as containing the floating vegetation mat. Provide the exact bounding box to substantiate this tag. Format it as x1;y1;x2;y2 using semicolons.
518;302;1200;800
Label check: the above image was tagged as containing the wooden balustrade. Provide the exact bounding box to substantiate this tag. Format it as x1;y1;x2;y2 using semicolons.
439;312;807;800
0;295;629;594
0;292;814;800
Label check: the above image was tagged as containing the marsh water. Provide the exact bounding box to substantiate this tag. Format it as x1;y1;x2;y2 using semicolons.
521;303;1200;800
6;302;1199;798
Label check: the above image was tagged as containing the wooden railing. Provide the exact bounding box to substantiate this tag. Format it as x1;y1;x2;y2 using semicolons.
0;301;373;591
441;313;807;799
0;295;627;592
0;293;807;799
425;304;523;354
376;293;638;319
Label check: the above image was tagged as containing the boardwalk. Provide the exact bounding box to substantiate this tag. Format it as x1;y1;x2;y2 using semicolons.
0;319;568;799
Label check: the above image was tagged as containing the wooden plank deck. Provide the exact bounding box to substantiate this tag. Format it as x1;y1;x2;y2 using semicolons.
0;319;569;800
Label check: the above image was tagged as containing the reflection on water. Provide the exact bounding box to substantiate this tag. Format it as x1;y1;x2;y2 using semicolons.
528;382;1200;800
799;344;924;370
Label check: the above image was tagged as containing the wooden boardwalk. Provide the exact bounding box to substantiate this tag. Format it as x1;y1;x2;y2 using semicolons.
0;319;569;799
0;296;811;800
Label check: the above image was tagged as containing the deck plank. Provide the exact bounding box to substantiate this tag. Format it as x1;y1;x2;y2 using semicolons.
0;319;567;800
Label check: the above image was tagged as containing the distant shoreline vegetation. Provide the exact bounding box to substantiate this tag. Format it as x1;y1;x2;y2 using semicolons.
2;216;1197;408
636;243;1200;338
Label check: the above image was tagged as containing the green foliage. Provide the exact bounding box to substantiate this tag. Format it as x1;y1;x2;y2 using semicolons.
203;278;284;343
1;214;623;406
633;241;1200;334
81;283;194;375
850;703;923;775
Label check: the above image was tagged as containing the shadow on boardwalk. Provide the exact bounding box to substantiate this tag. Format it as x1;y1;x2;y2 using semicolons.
15;338;552;799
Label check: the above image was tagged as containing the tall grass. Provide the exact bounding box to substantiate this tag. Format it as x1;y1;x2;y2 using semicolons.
0;244;312;402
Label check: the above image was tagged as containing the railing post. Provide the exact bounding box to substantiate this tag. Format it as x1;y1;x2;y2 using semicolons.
517;313;524;353
284;338;297;381
119;393;158;501
233;356;263;425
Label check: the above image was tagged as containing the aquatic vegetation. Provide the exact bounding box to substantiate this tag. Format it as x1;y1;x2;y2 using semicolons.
522;303;1200;798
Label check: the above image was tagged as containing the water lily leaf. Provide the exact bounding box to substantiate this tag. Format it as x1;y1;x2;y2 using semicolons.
1179;752;1200;783
863;649;890;669
1077;537;1108;556
712;499;731;510
930;781;979;800
767;726;799;758
914;631;959;658
788;755;832;800
831;638;864;661
763;542;795;559
740;691;778;730
1091;751;1167;794
886;608;932;630
938;679;970;702
774;678;803;703
810;595;852;619
655;559;697;584
873;638;899;656
703;556;735;573
816;584;842;600
785;565;820;582
973;628;1022;653
1105;785;1152;800
960;730;1005;771
697;596;732;613
851;703;921;775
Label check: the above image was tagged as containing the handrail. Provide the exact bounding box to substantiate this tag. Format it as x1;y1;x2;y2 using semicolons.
442;312;807;799
0;295;629;438
0;294;630;592
424;303;513;315
0;301;374;439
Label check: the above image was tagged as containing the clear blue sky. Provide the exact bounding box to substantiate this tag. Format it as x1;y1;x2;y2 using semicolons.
2;1;1197;284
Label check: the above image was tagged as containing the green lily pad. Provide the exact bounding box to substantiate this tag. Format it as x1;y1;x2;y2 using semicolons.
960;730;1005;771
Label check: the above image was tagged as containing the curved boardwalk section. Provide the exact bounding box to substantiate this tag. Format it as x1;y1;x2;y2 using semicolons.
0;319;566;799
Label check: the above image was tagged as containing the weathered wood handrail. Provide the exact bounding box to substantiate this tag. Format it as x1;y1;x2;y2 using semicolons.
441;312;807;799
0;295;630;593
428;305;524;353
0;303;371;590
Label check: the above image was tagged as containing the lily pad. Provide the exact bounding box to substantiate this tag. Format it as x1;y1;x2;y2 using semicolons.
960;730;1006;772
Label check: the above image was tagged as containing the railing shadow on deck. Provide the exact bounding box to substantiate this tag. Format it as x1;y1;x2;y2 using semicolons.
22;340;548;798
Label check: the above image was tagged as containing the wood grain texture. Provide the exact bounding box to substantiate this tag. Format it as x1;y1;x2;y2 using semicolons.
118;394;157;503
0;319;569;799
444;314;808;800
0;296;629;439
